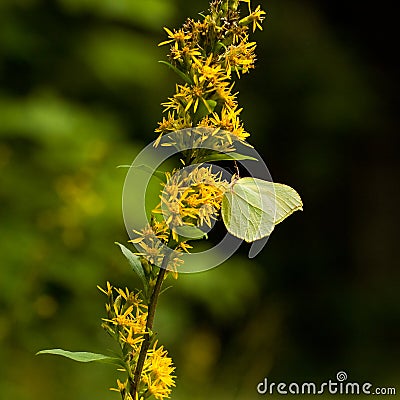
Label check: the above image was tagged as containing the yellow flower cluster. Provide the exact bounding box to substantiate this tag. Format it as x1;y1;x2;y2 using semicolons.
198;105;248;143
130;219;191;272
153;166;228;241
99;283;176;400
155;0;265;146
99;282;148;354
142;341;176;400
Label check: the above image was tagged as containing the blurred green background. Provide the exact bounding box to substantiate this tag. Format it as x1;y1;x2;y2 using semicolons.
1;0;399;399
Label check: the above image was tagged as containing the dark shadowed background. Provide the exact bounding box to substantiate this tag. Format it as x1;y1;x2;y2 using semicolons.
1;0;399;399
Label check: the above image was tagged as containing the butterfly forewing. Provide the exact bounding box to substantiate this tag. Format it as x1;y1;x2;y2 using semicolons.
221;177;303;242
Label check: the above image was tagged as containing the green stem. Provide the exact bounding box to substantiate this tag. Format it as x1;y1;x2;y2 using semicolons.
130;256;169;397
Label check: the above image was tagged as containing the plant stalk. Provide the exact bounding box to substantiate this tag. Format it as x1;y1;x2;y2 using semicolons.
130;257;168;397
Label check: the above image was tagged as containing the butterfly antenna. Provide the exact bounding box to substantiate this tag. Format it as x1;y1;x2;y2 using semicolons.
234;161;240;178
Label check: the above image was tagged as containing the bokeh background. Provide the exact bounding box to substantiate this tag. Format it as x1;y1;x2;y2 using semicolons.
1;0;399;399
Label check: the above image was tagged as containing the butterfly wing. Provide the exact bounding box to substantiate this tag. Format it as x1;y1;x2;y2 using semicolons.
240;178;303;225
221;177;303;243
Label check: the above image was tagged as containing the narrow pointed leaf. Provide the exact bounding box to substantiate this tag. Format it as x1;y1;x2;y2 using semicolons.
175;225;207;240
201;152;258;162
36;349;121;365
119;164;166;181
115;242;147;291
159;61;193;85
194;99;217;121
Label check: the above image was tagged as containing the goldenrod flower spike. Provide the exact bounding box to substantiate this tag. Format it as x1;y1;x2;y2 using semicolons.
37;2;268;400
134;7;265;395
156;0;265;151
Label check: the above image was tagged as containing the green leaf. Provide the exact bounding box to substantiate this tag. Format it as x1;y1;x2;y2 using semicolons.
194;99;217;121
159;60;193;85
160;285;173;295
201;152;258;163
221;177;303;242
115;242;148;292
122;164;166;181
214;40;227;54
36;349;121;365
175;225;207;240
205;99;217;112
